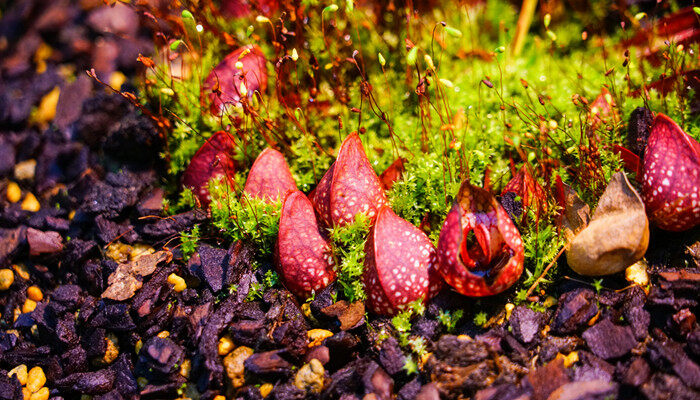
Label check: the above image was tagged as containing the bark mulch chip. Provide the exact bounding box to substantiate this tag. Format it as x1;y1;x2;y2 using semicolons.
582;318;637;359
509;305;544;344
551;288;599;334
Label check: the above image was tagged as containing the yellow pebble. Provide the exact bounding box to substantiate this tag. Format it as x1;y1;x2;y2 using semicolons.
27;286;43;302
505;303;515;320
29;387;49;400
167;273;187;292
8;364;28;385
555;351;579;368
33;87;60;127
213;396;226;400
260;383;273;398
135;339;143;354
103;334;119;365
21;193;40;212
420;352;432;367
0;269;14;290
14;160;36;181
218;335;235;356
6;182;22;203
26;366;46;393
13;264;30;280
626;260;649;287
179;358;191;378
22;299;37;314
157;331;170;339
307;329;333;348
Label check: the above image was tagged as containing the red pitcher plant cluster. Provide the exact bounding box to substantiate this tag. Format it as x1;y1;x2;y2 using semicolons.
183;130;529;315
185;48;699;315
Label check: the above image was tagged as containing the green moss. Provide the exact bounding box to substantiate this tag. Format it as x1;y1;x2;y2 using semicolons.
209;180;282;258
329;213;371;302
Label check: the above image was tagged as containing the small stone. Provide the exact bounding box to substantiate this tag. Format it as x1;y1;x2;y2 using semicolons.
26;286;42;302
223;346;254;389
0;269;14;291
305;346;330;365
26;228;62;256
218;335;235;356
167;273;186;292
21;193;40;212
294;359;325;393
14;159;36;181
7;365;27;385
259;383;273;398
29;386;49;400
5;182;21;203
22;299;37;313
307;329;333;348
26;366;46;393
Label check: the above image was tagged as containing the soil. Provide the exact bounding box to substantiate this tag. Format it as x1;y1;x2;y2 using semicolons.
1;1;699;400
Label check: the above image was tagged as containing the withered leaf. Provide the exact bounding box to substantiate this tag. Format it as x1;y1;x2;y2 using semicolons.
556;178;591;242
566;172;649;276
102;250;172;301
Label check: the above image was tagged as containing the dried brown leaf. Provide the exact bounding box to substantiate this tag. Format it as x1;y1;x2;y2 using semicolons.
566;172;649;276
102;250;171;301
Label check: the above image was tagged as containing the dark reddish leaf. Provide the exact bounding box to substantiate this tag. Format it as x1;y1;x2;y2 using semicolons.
589;87;617;129
202;45;267;115
501;165;546;210
630;70;700;98
363;206;443;316
627;107;654;157
182;131;236;207
436;181;524;296
310;133;388;227
220;0;279;18
379;157;406;191
624;7;700;65
641;113;700;231
613;145;642;177
243;148;297;201
276;191;336;298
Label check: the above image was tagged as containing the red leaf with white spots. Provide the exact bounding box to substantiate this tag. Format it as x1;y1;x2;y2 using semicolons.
243;148;297;201
202;45;267;115
437;181;524;296
363;206;443;316
501;166;546;210
641;113;700;231
276;191;336;298
182;131;236;207
310;133;388;227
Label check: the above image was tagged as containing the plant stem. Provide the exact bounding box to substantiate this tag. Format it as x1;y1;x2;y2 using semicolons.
511;0;538;57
